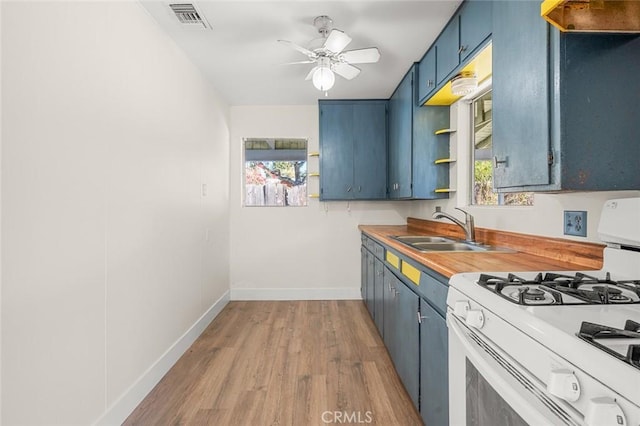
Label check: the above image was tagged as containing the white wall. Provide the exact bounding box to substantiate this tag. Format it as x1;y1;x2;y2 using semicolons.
1;2;230;424
408;101;640;242
0;2;3;421
229;106;409;300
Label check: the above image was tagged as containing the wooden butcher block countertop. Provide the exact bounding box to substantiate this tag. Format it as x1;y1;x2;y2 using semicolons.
359;217;605;278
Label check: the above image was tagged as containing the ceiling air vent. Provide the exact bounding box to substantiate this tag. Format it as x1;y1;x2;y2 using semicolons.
169;3;210;29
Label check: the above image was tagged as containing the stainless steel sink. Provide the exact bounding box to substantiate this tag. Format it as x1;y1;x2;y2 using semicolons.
391;235;515;253
411;242;491;252
392;235;456;244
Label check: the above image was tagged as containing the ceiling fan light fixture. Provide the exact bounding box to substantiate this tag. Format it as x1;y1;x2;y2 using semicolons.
451;71;478;96
312;66;335;91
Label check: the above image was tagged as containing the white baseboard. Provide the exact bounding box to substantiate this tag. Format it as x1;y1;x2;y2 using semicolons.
230;287;362;301
93;290;230;426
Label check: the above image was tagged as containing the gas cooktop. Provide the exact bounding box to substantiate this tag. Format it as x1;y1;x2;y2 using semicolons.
477;272;640;305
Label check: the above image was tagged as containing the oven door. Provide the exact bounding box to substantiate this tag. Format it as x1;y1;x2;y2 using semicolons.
447;312;582;426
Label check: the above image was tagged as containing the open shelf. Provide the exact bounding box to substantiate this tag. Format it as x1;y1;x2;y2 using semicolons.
308;152;320;157
309;194;320;199
308;172;320;177
434;188;456;193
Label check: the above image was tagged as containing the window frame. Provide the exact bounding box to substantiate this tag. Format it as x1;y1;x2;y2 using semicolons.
242;137;308;208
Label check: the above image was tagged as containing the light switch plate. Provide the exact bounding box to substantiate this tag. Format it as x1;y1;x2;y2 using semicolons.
564;211;587;237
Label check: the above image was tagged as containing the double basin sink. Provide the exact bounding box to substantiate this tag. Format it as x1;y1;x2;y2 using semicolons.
391;235;514;253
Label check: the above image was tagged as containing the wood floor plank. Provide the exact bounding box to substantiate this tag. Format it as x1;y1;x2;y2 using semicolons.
124;301;423;426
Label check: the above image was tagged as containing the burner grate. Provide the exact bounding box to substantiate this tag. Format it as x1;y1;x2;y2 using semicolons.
477;272;640;305
577;321;640;370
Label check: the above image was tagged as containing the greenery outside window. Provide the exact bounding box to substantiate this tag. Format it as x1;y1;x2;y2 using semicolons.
244;138;307;207
471;90;533;206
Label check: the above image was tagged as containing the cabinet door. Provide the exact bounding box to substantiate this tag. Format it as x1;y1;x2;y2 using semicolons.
492;1;550;188
436;16;460;85
417;47;437;103
459;0;492;62
373;258;384;336
392;277;420;407
420;298;449;426
361;247;368;302
319;103;354;199
353;101;387;199
365;249;375;318
388;71;413;199
382;267;397;355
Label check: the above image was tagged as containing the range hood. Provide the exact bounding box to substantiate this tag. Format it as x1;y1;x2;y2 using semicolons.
541;0;640;33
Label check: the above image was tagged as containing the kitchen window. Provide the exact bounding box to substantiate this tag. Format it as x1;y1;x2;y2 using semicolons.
471;90;533;206
243;138;308;207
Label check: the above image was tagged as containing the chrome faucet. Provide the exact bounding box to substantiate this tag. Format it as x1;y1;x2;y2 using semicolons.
432;207;476;243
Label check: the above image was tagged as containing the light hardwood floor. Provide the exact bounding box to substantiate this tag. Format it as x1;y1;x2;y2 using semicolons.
124;300;423;426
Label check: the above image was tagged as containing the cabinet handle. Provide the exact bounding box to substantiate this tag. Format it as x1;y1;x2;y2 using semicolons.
346;186;352;192
427;79;434;87
493;156;509;168
357;186;361;192
417;311;428;324
458;45;468;54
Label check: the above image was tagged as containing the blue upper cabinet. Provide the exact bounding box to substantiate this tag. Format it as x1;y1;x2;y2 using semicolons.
492;0;550;189
492;2;640;191
388;69;413;199
434;0;492;88
435;17;460;85
458;0;492;63
319;100;388;200
319;102;354;199
417;47;437;106
388;65;450;200
353;102;388;199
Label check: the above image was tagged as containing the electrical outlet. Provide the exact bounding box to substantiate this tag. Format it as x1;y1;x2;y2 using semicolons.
564;211;587;237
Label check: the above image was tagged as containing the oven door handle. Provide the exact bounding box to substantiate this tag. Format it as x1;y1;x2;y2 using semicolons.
447;313;581;426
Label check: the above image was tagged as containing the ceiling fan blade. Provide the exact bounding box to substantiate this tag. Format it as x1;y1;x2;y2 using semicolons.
333;63;361;80
323;29;352;54
281;60;316;65
340;47;381;64
305;66;319;81
278;39;316;58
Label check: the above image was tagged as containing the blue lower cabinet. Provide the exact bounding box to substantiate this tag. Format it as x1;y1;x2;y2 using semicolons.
382;266;397;355
362;238;385;337
391;274;420;408
420;298;449;426
365;249;375;317
361;246;367;301
364;238;449;425
373;259;385;336
382;267;420;406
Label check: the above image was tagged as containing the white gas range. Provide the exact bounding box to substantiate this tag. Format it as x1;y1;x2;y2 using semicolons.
447;197;640;426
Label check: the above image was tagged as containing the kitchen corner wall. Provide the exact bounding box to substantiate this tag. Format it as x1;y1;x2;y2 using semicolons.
408;102;640;243
229;106;409;300
1;2;230;425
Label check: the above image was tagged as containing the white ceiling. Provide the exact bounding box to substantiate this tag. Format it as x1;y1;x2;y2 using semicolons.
140;1;462;106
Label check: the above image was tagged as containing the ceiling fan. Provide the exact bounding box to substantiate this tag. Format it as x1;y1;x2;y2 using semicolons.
278;15;381;93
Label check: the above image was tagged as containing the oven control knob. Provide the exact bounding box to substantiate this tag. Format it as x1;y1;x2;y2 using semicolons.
465;309;485;329
547;369;580;402
453;301;470;318
585;397;627;426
